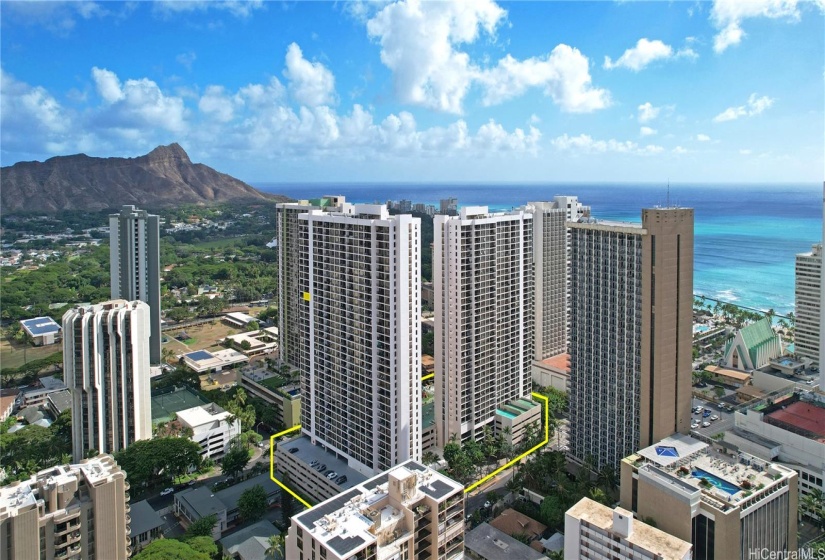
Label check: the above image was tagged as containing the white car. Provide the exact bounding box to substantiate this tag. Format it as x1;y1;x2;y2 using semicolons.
710;415;719;421
690;422;699;429
483;501;492;509
702;421;710;428
160;487;175;496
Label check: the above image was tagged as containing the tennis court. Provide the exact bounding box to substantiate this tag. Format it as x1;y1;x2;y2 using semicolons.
151;387;210;424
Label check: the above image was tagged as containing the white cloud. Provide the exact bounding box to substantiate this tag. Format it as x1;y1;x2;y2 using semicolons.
529;114;541;124
673;146;689;154
480;45;610;113
710;0;804;52
283;43;336;107
640;126;657;137
0;1;124;35
696;133;711;142
739;148;752;155
637;102;661;123
1;68;69;144
198;85;236;122
91;67;187;134
604;38;697;71
713;93;774;122
154;0;265;18
366;0;609;114
551;133;664;155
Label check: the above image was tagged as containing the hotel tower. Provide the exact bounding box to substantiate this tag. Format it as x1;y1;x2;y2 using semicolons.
568;207;694;469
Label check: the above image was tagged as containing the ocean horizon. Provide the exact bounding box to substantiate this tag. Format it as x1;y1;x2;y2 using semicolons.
254;182;823;317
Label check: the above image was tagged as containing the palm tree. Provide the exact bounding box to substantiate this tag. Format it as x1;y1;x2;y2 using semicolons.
266;534;285;559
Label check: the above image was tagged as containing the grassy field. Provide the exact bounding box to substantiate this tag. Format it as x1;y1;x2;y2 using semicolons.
0;336;61;370
162;313;266;358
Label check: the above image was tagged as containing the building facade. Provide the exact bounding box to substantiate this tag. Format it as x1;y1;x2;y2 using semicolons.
723;317;782;371
565;497;692;560
298;205;421;475
796;243;821;364
176;403;241;460
286;460;465;560
434;207;534;445
0;455;130;560
568;208;693;470
110;205;161;364
276;196;346;369
620;433;797;560
63;300;152;461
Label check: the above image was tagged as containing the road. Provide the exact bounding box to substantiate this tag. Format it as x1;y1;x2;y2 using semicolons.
690;396;734;439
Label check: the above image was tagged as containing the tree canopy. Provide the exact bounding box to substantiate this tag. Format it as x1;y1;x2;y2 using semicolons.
237;484;268;522
114;437;202;489
132;538;211;560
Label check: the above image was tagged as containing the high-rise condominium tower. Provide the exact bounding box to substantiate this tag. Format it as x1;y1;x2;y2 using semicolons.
64;300;152;462
110;205;161;364
297;204;421;475
0;455;130;560
527;196;590;360
275;196;347;368
568;208;693;470
795;244;821;364
434;207;534;445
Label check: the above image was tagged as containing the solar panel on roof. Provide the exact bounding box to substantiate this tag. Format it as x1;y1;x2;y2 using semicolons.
655;446;679;457
21;317;61;336
186;350;215;361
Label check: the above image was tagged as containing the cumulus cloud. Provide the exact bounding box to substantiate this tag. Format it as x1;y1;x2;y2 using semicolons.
696;133;711;142
366;0;609;114
604;38;697;71
710;0;805;52
1;1;125;35
640;126;657;137
91;67;188;134
637;102;661;123
283;43;336;107
176;51;197;71
480;45;610;113
673;146;689;154
1;68;70;155
551;133;664;155
713;93;774;122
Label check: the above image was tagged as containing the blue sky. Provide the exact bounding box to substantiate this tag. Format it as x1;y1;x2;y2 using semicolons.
1;0;823;183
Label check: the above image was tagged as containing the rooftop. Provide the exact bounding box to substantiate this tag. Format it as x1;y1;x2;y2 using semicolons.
626;433;795;510
567;498;691;560
539;352;570;374
129;500;164;537
215;473;281;510
705;365;752;382
175;486;227;519
20;316;61;337
489;508;547;541
47;390;72;416
183;348;248;372
465;523;545;560
219;520;280;560
276;435;367;492
766;400;825;440
293;460;463;558
176;403;232;428
739;318;777;352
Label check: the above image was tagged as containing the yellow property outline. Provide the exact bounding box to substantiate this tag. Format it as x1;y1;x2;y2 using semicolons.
421;373;434;382
270;391;549;507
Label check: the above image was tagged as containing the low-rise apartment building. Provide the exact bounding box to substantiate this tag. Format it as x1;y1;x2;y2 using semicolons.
620;433;797;560
240;373;301;428
0;455;130;560
565;497;691;560
176;403;241;460
286;460;465;560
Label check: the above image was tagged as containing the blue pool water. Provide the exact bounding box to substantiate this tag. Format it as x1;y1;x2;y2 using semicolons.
692;468;740;495
497;409;517;419
694;325;710;334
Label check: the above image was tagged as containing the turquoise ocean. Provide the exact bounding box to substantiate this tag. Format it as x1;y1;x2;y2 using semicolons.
255;183;822;317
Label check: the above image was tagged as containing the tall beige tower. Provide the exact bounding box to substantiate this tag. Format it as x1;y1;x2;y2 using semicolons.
568;207;693;469
0;455;130;560
795;244;821;364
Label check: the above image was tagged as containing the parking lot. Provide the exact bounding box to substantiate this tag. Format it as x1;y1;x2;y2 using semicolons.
690;396;735;439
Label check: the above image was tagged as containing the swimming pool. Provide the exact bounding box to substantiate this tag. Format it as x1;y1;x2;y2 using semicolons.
692;468;740;495
693;324;710;334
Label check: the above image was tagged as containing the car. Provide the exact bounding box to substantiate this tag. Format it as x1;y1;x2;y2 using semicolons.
703;410;711;418
695;406;704;413
806;380;814;385
690;422;699;429
702;421;710;427
310;460;319;467
187;480;197;486
483;501;491;509
160;487;175;496
336;475;347;484
289;447;299;454
326;471;338;479
710;415;719;421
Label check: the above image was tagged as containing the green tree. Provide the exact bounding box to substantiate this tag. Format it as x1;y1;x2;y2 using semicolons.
266;534;285;560
237;484;268;522
421;451;440;465
133;539;211;560
221;443;250;479
245;320;259;332
184;513;218;539
539;495;566;529
185;536;218;558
